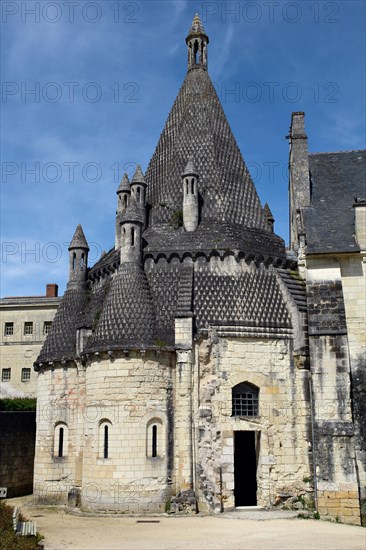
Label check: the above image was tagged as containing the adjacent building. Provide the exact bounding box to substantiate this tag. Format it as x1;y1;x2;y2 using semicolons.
0;284;61;397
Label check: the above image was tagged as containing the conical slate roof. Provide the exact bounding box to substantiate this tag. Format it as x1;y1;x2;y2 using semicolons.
145;65;267;231
123;198;144;224
182;157;198;176
117;173;131;193
69;224;89;250
131;165;146;185
187;13;208;39
87;263;156;351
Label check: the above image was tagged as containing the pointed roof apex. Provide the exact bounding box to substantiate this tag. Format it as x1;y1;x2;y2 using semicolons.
182;156;198;176
123;198;144;225
131;165;146;186
69;224;89;250
117;173;131;193
187;13;207;38
263;203;274;221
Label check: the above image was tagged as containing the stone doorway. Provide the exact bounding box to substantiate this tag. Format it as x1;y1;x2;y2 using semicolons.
234;430;258;506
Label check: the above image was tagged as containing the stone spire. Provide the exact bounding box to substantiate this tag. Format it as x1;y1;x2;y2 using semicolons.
186;13;209;70
68;224;89;289
263;203;275;233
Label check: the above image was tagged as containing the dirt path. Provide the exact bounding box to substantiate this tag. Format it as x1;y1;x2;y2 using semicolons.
8;499;366;550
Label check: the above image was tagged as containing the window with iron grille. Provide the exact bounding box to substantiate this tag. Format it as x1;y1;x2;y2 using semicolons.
43;321;52;335
232;382;259;417
4;322;14;336
24;322;33;336
2;368;11;381
21;368;31;382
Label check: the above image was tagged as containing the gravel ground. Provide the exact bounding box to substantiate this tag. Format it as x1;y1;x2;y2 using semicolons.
7;498;366;550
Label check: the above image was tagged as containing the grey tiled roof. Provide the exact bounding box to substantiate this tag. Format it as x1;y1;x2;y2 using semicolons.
123;198;144;224
277;268;307;312
187;13;207;37
145;66;269;236
117;173;131;193
37;289;88;363
69;224;89;250
144;221;286;258
131;165;146;185
194;269;291;329
87;263;156;351
304;150;366;253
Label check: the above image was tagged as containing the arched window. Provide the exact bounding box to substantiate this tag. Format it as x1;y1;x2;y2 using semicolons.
136;187;141;202
72;253;76;270
147;418;163;458
191;178;195;194
54;422;68;458
123;194;128;208
185;178;189;194
99;420;112;459
232;382;259;417
193;40;199;63
80;253;85;268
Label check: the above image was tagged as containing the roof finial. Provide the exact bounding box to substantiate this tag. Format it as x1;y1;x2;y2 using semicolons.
186;13;209;71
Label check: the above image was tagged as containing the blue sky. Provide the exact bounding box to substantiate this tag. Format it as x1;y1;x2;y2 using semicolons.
1;0;365;297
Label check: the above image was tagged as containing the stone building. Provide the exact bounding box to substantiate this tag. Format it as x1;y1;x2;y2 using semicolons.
0;284;60;397
33;15;365;524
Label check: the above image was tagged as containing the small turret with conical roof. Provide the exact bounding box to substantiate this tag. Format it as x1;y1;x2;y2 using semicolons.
115;173;131;248
68;224;89;289
186;13;209;70
120;198;144;264
263;203;275;233
182;157;199;232
131;164;147;229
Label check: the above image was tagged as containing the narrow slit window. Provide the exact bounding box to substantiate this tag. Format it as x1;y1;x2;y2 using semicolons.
58;427;64;457
104;425;109;459
131;227;135;246
152;425;157;458
191;178;195;194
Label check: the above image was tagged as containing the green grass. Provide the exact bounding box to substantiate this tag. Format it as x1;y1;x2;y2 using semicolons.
0;501;43;550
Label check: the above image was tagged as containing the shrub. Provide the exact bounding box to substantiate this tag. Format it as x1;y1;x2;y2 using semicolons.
0;398;36;411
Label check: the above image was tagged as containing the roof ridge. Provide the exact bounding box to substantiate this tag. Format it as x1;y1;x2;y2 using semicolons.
309;149;366;155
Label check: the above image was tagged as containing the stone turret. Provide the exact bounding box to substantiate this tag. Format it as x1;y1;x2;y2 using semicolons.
68;224;89;289
186;13;209;71
182;157;199;232
130;165;147;229
115;173;131;248
120;198;144;264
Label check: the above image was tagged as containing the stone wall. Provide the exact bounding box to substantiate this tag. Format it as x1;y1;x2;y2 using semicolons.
306;259;362;525
194;335;312;512
0;411;36;497
33;351;175;512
